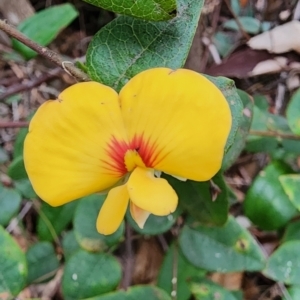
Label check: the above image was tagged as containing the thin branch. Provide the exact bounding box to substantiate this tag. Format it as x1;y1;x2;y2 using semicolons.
0;19;90;82
0;67;62;101
250;130;300;141
6;201;33;233
122;224;134;289
0;121;29;128
224;0;251;41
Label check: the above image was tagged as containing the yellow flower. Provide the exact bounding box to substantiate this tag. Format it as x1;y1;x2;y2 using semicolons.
24;68;232;235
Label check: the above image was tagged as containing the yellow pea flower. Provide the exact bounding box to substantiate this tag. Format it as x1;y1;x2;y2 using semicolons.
24;68;232;235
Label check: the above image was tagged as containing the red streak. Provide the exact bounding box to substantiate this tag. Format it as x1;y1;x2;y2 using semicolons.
103;134;158;176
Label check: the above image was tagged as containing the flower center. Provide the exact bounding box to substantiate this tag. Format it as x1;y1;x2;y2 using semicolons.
124;149;146;172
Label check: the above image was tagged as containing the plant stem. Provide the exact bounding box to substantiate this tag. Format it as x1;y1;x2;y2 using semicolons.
250;130;300;141
0;19;90;82
0;121;29;128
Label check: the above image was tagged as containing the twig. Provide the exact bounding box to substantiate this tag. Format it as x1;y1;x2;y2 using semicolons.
224;0;251;40
32;199;61;246
0;68;62;101
250;130;300;140
0;121;29;128
122;224;134;289
199;1;222;72
6;201;33;233
0;19;90;82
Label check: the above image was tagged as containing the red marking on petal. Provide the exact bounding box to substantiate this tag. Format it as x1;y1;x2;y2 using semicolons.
129;134;158;167
103;134;159;176
103;137;128;176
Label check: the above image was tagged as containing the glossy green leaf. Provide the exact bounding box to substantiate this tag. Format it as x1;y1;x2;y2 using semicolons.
0;225;27;296
280;174;300;211
84;285;171;300
244;161;298;230
37;201;78;242
287;87;300;135
223;17;261;34
282;220;300;243
73;195;124;252
26;241;59;284
0;186;22;226
190;279;241;300
264;241;300;285
126;206;181;235
158;244;206;300
62;231;81;261
7;156;27;180
164;172;228;226
13;4;78;59
83;0;176;21
222;89;253;170
204;75;243;153
86;0;204;91
62;250;122;299
179;216;266;272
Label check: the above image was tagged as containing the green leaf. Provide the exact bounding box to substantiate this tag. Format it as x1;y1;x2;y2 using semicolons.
280;174;300;211
213;32;236;58
222;89;253;170
158;244;206;300
126;206;181;235
286;87;300;135
246;106;278;152
246;105;300;154
13;4;78;59
179;216;266;272
284;286;300;300
253;94;269;111
190;279;241;300
0;225;27;296
282;220;300;243
7;156;28;180
204;75;243;153
37;201;78;242
86;0;204;91
0;186;22;226
230;0;241;15
83;0;176;21
13;128;28;158
264;241;300;285
73;195;124;252
62;231;81;260
244;161;298;230
223;17;261;34
14;179;37;199
165;172;228;226
62;250;122;300
84;285;172;300
26;241;60;284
